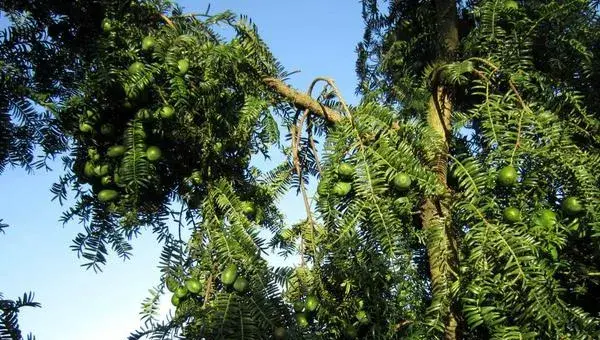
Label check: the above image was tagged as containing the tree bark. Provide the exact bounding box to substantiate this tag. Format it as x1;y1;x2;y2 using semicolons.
421;0;461;339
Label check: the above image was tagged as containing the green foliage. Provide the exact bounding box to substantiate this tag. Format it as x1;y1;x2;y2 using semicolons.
0;292;40;340
2;0;600;339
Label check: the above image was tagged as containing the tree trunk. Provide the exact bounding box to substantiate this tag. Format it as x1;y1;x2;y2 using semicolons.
421;0;461;339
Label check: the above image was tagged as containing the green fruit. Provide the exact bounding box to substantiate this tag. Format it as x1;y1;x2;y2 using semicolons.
356;310;369;324
84;162;96;177
191;171;202;185
503;207;521;223
504;0;519;10
497;166;518;186
100;123;114;135
86;110;97;118
141;36;155;51
128;62;144;74
293;301;304;313
177;59;190;74
161;106;175;119
338;163;355;178
392;173;412;191
233;276;249;293
317;180;328;196
171;294;180;307
113;171;122;185
107;145;126;158
333;182;352;196
101;18;112;32
295;313;309;328
273;327;288;340
94;164;110;177
146;146;162;162
305;295;319;312
537;209;557;228
214;141;223;153
185;279;202;294
87;148;100;161
175;286;188;299
79;122;93;133
136;109;151;120
166;276;179;293
241;201;256;216
101;176;112;186
98;189;118;202
562;197;583;215
221;264;238;285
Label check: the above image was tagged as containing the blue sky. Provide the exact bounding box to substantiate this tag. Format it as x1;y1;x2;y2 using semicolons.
0;1;362;339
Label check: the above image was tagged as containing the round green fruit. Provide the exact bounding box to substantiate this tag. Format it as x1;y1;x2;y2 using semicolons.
562;197;583;216
136;109;151;120
87;148;100;161
221;264;238;286
79;122;93;133
84;162;96;177
160;106;175;119
503;207;521;223
128;62;144;74
166;276;179;293
214;141;223;153
113;171;122;185
273;327;288;340
175;286;188;299
177;59;190;75
240;201;256;216
317;180;328;196
504;0;519;10
101;176;112;186
233;276;249;293
497;166;518;186
305;295;319;312
101;18;112;32
98;189;118;202
94;164;110;177
337;163;355;178
141;36;155;51
537;209;557;228
146;146;162;162
293;301;304;313
191;171;202;185
295;313;309;328
333;182;352;197
392;173;412;191
107;145;126;158
185;279;202;294
171;294;180;307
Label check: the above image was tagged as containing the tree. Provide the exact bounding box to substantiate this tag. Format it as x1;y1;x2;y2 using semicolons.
2;0;600;339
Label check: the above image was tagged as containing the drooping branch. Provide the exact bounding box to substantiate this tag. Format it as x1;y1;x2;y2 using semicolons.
262;77;343;123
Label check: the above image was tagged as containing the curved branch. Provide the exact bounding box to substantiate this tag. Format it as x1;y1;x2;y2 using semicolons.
262;77;343;123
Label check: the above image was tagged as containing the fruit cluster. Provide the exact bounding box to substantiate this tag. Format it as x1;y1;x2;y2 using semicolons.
318;162;413;198
496;165;585;226
167;275;204;307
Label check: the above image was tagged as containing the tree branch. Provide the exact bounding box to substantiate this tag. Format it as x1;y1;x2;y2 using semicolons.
262;77;343;123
